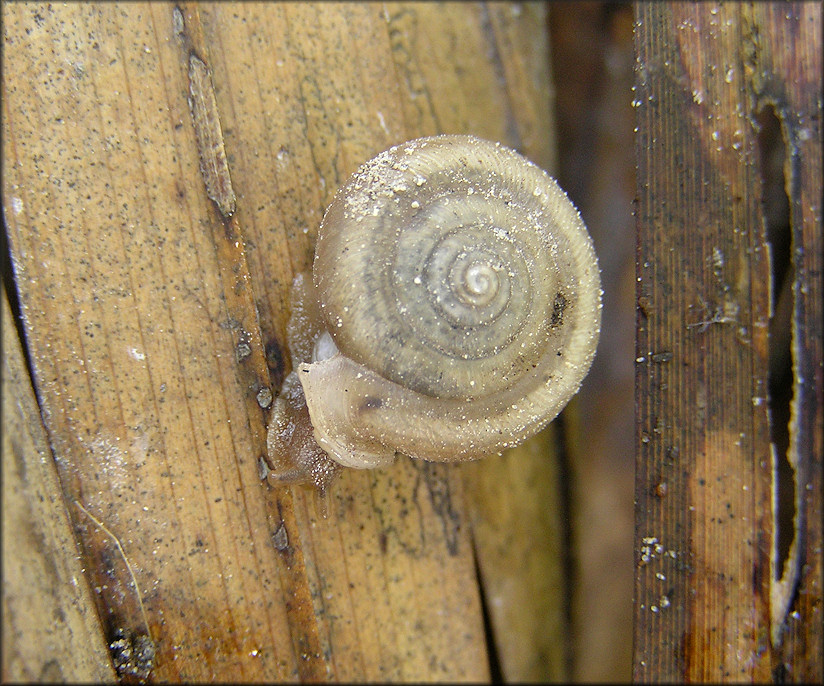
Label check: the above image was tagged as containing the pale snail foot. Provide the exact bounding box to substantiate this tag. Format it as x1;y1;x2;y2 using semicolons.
265;281;399;491
266;134;602;486
265;272;395;500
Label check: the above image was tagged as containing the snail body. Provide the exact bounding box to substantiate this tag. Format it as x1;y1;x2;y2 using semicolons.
267;135;601;487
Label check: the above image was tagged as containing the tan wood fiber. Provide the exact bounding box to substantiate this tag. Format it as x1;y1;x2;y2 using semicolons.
2;2;570;681
633;3;821;682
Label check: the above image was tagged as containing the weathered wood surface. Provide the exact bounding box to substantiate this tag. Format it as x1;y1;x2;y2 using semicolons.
2;2;572;681
2;286;117;682
634;2;822;682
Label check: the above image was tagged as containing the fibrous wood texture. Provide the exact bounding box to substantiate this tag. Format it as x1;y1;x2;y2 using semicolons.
2;287;117;683
634;2;821;682
2;2;571;682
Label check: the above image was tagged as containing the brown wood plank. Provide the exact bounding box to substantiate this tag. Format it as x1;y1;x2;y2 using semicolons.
2;287;116;682
633;2;821;682
2;1;567;681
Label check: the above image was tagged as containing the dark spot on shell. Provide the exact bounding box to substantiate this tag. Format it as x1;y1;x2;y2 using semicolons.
550;291;567;328
361;396;383;410
265;338;286;389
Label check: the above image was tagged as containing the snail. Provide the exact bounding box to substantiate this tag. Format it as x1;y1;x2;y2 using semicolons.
266;134;601;493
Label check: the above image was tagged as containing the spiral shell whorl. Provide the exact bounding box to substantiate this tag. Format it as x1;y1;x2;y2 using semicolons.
303;134;601;466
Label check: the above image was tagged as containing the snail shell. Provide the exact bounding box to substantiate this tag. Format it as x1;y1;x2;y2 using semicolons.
268;134;601;480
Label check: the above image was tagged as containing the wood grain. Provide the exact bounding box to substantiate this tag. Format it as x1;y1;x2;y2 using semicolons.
2;287;116;682
2;2;569;681
633;2;821;681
